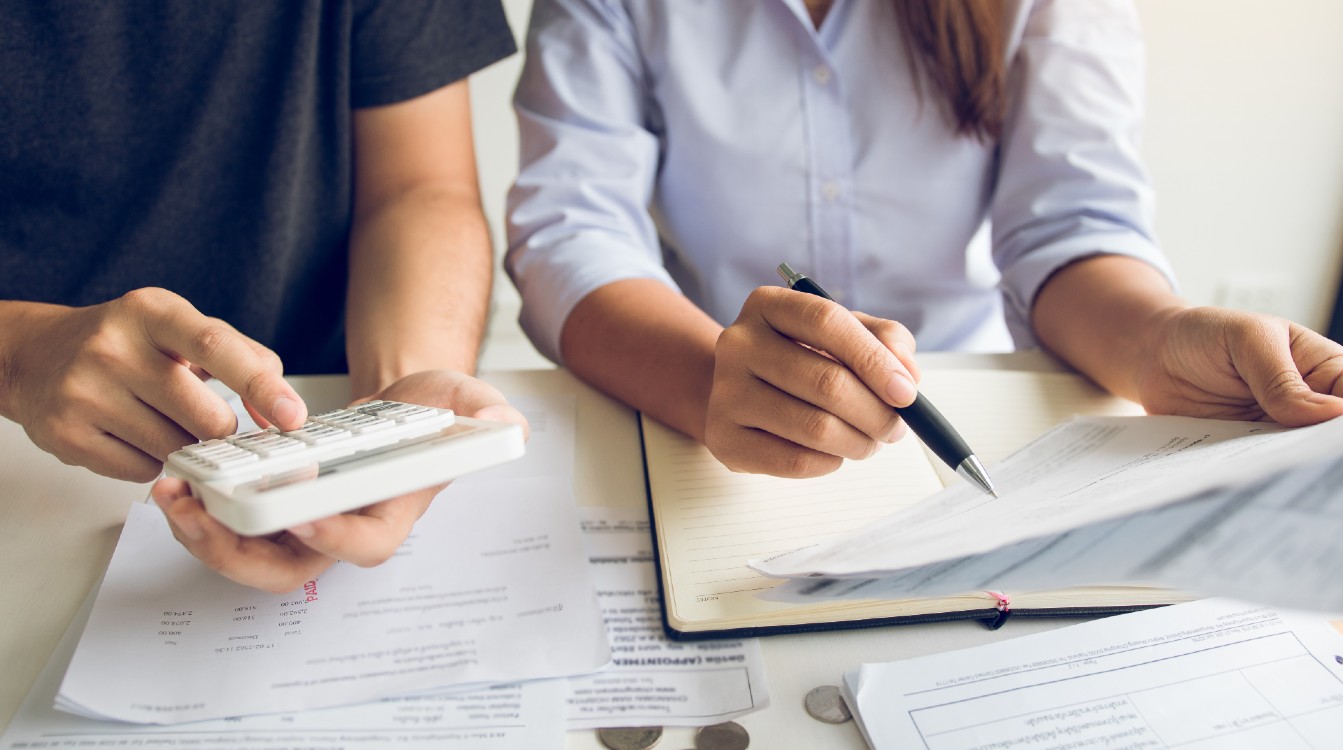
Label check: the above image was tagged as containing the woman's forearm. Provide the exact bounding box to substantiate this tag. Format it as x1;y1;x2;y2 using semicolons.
1031;254;1188;401
560;278;722;440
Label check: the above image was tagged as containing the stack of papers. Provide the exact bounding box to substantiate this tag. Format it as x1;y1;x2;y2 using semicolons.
754;414;1343;612
55;396;608;724
842;598;1343;749
0;393;769;749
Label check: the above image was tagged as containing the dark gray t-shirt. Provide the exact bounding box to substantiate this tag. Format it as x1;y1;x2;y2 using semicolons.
0;1;515;374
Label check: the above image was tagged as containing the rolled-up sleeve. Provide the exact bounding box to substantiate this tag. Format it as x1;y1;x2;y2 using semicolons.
505;0;675;364
992;0;1177;347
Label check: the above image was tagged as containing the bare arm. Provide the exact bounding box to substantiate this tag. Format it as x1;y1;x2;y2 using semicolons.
1031;255;1183;401
346;80;491;398
561;279;721;440
1033;254;1343;426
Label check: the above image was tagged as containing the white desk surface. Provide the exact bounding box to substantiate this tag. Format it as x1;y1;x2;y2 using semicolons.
0;352;1091;749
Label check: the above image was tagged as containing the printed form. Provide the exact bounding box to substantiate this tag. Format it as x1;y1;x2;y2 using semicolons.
568;507;767;728
54;396;612;724
755;415;1343;611
844;598;1343;750
2;592;565;749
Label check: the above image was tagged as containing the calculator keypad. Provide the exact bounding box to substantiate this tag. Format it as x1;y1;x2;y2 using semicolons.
167;401;455;481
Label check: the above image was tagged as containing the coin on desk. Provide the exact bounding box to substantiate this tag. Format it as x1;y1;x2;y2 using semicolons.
694;721;749;750
804;685;853;724
597;727;663;750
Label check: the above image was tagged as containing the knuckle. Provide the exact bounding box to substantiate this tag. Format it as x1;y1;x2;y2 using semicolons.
801;409;836;445
813;364;848;402
240;367;277;401
117;287;179;320
856;439;882;460
780;450;840;479
802;299;845;333
715;323;751;355
190;323;235;362
1262;369;1307;401
854;344;894;379
198;405;238;438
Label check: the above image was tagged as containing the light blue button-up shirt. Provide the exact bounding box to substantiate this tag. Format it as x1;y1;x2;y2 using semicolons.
506;0;1174;363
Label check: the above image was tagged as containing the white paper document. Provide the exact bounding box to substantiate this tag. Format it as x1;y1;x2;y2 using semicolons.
55;396;610;724
753;415;1343;610
567;507;768;728
2;593;566;749
843;598;1343;749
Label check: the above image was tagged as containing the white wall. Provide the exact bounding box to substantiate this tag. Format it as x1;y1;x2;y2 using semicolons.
1137;0;1343;330
472;0;1343;369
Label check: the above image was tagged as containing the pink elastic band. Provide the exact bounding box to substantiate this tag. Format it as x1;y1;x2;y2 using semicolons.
986;591;1012;612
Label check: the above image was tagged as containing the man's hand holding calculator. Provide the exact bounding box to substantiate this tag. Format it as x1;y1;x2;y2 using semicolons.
0;291;527;592
152;369;528;593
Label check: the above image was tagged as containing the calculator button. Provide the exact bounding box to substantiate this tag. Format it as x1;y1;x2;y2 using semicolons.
206;452;261;470
182;439;235;458
355;402;438;422
228;432;307;457
284;423;351;445
312;411;394;434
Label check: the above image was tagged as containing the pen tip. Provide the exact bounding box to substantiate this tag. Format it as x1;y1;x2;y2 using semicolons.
956;456;999;498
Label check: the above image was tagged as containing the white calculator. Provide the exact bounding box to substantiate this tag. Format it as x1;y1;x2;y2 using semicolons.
165;400;525;536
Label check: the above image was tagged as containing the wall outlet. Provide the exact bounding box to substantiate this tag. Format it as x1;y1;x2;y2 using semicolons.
1213;276;1291;316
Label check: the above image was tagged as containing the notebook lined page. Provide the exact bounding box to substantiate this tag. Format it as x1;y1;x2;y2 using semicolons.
642;418;943;627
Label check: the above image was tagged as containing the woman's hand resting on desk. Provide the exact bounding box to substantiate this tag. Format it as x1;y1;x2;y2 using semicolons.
0;288;305;482
1134;307;1343;425
705;286;919;477
153;369;529;593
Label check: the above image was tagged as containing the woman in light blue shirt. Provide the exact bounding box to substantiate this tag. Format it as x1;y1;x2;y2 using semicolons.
507;0;1343;476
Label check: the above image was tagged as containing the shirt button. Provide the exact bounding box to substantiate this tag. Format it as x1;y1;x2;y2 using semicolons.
813;64;832;85
820;180;841;201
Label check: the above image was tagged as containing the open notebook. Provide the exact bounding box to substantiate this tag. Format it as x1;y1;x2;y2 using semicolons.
639;369;1196;640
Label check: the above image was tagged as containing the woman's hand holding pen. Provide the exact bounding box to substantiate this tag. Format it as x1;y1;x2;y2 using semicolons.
704;286;920;477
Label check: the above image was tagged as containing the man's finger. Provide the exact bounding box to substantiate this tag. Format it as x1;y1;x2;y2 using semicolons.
287;488;438;567
144;303;307;431
129;352;239;441
160;494;334;593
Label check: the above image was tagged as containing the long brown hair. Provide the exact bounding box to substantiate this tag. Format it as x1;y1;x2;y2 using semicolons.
891;0;1008;142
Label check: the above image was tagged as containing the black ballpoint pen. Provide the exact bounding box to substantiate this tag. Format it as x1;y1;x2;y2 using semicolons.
776;262;999;497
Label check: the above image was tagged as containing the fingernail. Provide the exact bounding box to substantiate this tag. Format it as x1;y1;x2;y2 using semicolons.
289;523;315;539
273;396;301;427
886;420;908;444
886;373;917;407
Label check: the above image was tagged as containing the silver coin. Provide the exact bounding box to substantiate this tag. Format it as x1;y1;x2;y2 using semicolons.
597;726;663;750
804;685;853;724
694;721;750;750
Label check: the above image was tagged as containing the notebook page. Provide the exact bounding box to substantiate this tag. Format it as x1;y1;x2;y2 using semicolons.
642;418;944;628
915;369;1144;486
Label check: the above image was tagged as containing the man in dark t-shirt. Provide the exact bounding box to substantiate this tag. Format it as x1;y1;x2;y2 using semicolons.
0;2;523;591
